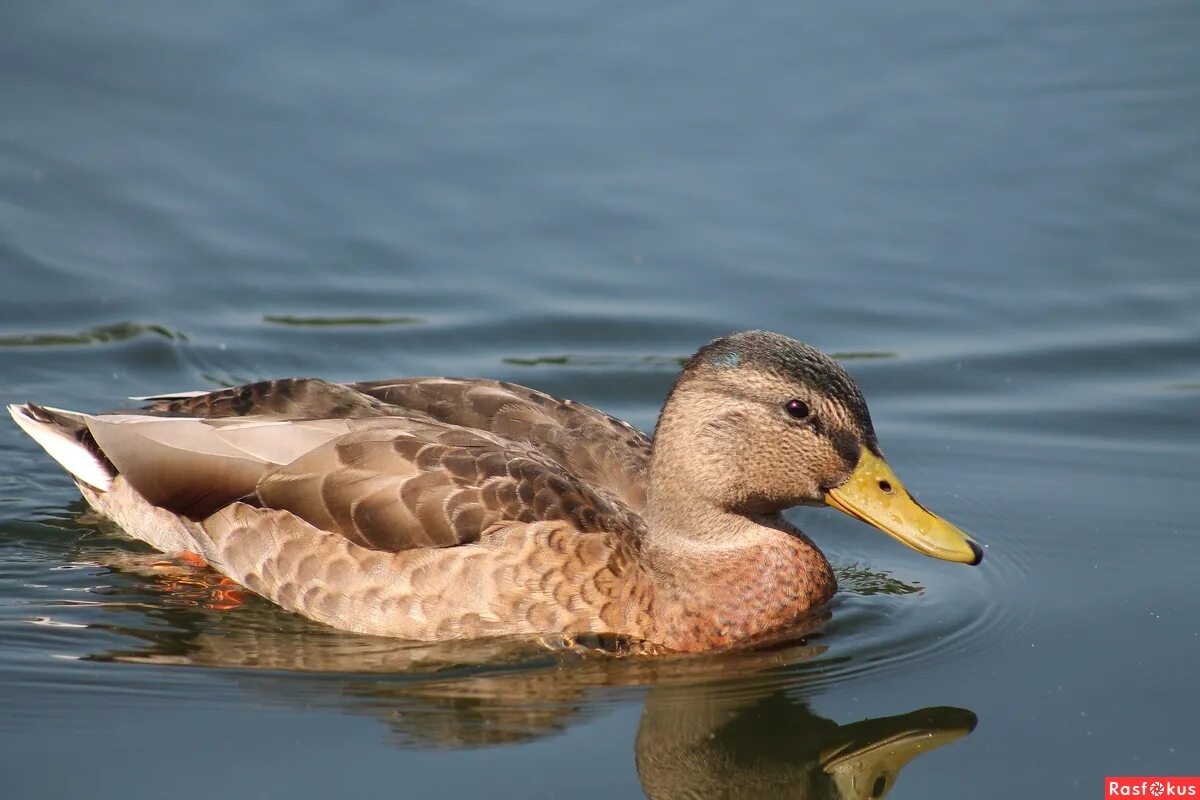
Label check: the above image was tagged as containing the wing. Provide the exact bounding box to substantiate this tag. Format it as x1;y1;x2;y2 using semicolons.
136;378;400;420
253;420;645;551
80;414;372;518
347;378;649;511
140;376;652;511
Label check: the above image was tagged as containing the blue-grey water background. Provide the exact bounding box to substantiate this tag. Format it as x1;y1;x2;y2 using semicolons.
1;2;1198;798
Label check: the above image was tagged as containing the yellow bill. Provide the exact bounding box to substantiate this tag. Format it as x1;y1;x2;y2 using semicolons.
820;706;977;799
824;448;982;565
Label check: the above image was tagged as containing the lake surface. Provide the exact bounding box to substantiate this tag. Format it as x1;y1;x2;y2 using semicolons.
2;2;1198;798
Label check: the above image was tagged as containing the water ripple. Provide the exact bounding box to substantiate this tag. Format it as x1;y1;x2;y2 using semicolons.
0;322;185;348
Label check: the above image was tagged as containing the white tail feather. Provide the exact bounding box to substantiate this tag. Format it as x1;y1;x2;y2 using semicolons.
7;404;113;491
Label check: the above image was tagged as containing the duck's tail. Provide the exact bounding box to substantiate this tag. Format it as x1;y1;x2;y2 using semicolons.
7;403;115;491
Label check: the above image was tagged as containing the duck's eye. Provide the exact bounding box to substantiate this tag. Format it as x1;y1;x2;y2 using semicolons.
784;399;810;419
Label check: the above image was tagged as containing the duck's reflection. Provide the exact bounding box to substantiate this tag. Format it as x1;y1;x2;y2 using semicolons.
63;524;976;799
636;688;973;800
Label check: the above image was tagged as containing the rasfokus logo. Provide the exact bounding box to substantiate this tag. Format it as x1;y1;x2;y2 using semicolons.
1106;777;1200;798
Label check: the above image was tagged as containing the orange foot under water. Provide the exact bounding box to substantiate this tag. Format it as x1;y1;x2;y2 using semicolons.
148;551;250;611
176;550;208;569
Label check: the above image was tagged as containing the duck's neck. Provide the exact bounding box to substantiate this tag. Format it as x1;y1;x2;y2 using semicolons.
641;468;837;651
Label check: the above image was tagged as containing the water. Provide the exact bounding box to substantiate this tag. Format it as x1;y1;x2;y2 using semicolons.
1;2;1198;797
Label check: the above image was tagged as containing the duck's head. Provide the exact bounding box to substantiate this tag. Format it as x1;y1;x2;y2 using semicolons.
651;330;981;565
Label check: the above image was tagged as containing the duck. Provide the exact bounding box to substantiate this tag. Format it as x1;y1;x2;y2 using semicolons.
8;330;981;652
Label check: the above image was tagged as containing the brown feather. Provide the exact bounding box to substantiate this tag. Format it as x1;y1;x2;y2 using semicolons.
141;376;650;512
139;378;396;420
254;421;645;552
346;378;650;511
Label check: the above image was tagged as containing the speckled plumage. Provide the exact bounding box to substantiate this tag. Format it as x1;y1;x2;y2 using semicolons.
11;331;916;652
